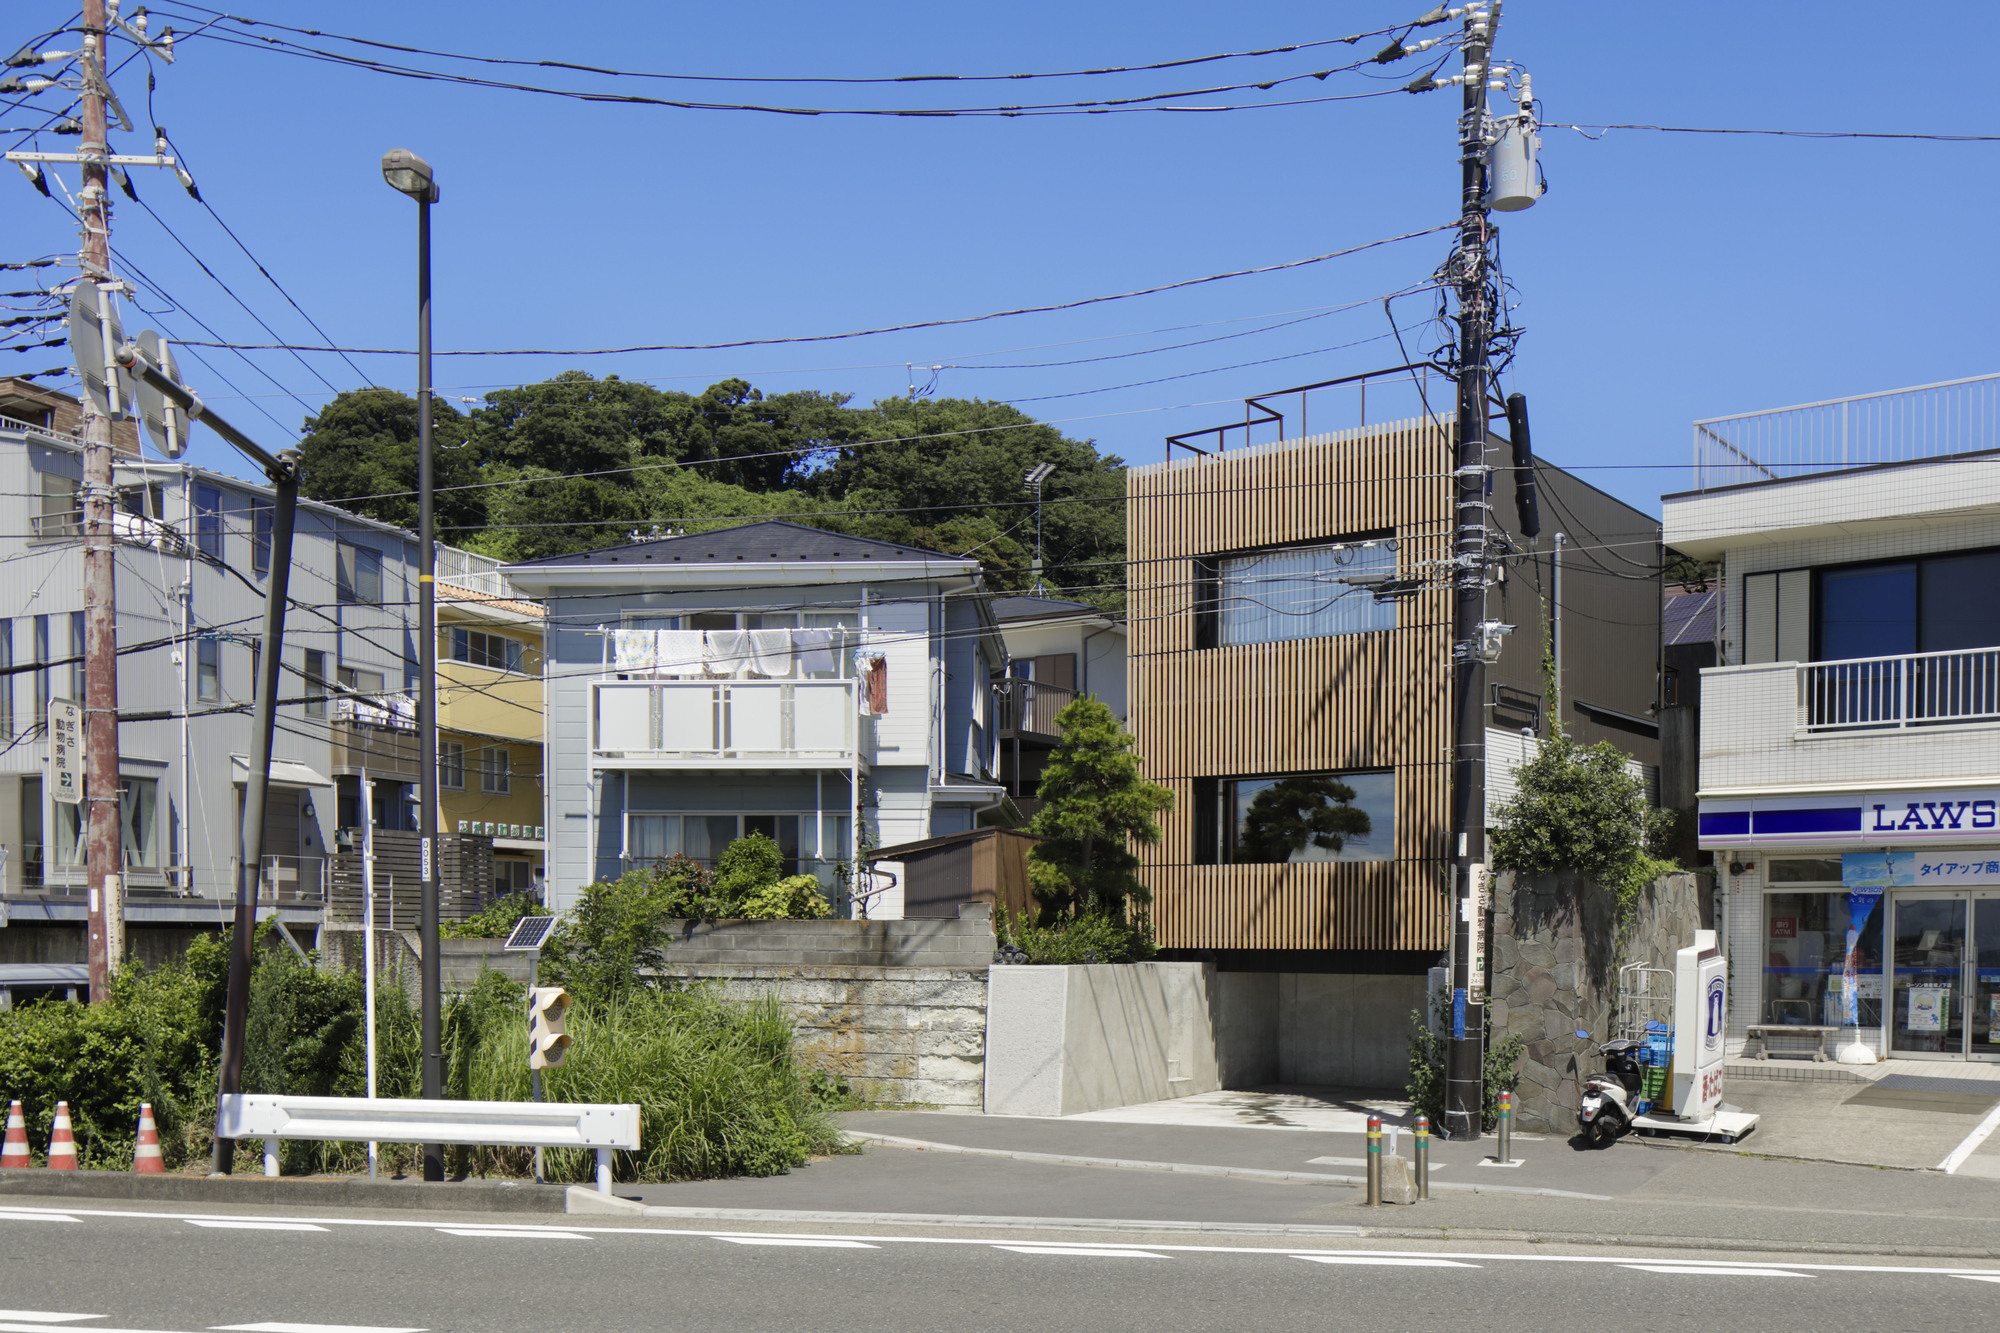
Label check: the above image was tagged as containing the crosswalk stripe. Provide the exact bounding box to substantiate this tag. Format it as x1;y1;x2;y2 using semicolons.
719;1237;877;1249
185;1222;328;1234
1622;1265;1807;1278
995;1246;1164;1258
1293;1255;1480;1268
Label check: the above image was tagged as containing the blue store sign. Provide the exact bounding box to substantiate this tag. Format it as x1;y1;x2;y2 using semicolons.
1698;788;2000;849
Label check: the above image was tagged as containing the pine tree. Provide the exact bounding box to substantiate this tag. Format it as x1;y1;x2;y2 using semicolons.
1025;697;1173;924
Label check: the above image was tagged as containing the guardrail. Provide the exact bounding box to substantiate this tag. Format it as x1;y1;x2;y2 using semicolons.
1692;371;2000;490
1799;647;2000;730
216;1093;641;1193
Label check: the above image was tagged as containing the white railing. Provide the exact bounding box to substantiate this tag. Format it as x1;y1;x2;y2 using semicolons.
1799;648;2000;731
591;679;858;764
434;546;518;599
1693;372;2000;490
332;692;417;730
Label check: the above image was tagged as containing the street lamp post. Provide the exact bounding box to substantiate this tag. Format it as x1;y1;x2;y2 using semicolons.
381;148;445;1183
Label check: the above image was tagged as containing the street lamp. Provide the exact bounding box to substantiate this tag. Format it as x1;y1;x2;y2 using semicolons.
1024;463;1054;594
381;147;444;1184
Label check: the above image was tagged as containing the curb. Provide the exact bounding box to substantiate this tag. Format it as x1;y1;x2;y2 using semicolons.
632;1204;2000;1260
0;1167;568;1213
847;1133;1611;1202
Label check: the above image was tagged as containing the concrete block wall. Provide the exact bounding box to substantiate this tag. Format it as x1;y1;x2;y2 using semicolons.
662;910;995;971
673;963;989;1109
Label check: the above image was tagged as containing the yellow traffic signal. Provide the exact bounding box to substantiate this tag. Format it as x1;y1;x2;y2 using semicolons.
528;986;572;1070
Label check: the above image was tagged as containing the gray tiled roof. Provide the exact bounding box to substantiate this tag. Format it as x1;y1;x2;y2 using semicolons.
505;519;968;568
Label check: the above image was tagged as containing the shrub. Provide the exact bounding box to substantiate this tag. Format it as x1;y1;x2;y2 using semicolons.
714;833;784;910
537;875;675;1008
1405;993;1525;1135
1489;731;1679;911
444;891;544;939
997;910;1156;964
739;875;834;922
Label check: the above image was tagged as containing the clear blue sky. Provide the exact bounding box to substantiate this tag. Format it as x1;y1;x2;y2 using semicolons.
8;0;1996;516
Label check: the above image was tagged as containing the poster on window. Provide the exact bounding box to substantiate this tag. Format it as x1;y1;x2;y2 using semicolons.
1909;986;1949;1033
1990;992;2000;1040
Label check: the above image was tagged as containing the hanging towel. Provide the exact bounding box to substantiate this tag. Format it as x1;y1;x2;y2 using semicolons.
613;627;656;672
707;629;753;677
792;628;837;675
655;629;705;678
747;629;794;678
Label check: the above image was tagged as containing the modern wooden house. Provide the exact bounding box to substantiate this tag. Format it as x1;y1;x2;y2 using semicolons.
1128;414;1661;1083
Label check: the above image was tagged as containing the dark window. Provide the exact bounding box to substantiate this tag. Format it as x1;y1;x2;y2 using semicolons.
35;472;80;538
252;501;272;575
337;543;382;605
1815;550;2000;660
68;611;84;703
303;649;326;718
451;627;525;672
1190;777;1219;865
195;485;223;560
32;615;49;721
0;618;11;739
440;740;464;790
1192;556;1220;650
196;637;220;702
1197;770;1396;865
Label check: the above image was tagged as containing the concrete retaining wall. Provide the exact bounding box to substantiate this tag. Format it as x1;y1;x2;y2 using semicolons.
1201;971;1425;1090
984;962;1221;1116
663;911;995;970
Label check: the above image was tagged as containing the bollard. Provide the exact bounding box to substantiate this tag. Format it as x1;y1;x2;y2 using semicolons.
1414;1114;1430;1200
1498;1090;1513;1164
1365;1114;1382;1206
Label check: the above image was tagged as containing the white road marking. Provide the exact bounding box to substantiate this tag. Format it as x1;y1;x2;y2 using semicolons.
0;1211;80;1223
1939;1099;2000;1174
0;1316;102;1324
185;1221;328;1234
1954;1274;2000;1284
1623;1264;1807;1278
211;1323;427;1332
718;1237;878;1249
996;1246;1164;1258
1293;1255;1479;1268
0;1325;187;1333
436;1228;587;1240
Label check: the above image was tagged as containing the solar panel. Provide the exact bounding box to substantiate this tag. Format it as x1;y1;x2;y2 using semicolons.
502;915;559;952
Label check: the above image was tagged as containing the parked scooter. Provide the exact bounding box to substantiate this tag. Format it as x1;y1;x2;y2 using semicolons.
1577;1036;1646;1148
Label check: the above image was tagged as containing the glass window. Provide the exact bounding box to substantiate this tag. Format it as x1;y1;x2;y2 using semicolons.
1920;549;2000;653
451;628;525;672
194;485;223;560
1217;770;1395;864
303;649;327;718
629;814;681;862
1215;541;1398;647
68;612;84;703
439;740;464;790
32;616;48;722
629;812;844;880
1767;858;1842;884
337;543;382;605
251;501;272;574
36;472;80;538
196;637;220;702
121;776;157;868
480;745;510;795
0;618;12;739
1764;891;1884;1029
337;665;386;696
54;794;83;867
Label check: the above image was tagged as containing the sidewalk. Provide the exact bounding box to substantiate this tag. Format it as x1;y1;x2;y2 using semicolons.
617;1089;2000;1257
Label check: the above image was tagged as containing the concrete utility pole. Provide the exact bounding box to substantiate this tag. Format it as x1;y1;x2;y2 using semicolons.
1444;0;1499;1141
78;0;123;1003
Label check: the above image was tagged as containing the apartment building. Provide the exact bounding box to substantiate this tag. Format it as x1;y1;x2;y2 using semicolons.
1666;374;2000;1064
1128;411;1661;1084
504;520;1008;917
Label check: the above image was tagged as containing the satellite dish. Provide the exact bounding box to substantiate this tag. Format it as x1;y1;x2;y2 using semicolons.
66;282;134;420
131;330;191;459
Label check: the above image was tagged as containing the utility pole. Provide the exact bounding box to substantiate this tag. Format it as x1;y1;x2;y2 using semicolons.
1445;0;1498;1142
78;0;122;1004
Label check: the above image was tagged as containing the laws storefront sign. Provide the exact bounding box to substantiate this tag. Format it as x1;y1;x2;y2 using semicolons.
1698;787;2000;849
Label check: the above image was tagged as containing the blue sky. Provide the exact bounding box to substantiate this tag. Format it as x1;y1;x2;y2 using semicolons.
6;1;1996;515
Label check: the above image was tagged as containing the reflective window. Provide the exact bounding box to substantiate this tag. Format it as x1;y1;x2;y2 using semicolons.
1213;542;1398;647
1213;770;1395;864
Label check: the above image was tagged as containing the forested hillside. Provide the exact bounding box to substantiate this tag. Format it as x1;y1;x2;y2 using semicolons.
297;372;1126;609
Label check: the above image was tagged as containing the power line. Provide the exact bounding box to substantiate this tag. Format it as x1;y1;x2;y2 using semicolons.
167;223;1456;357
1555;122;2000;143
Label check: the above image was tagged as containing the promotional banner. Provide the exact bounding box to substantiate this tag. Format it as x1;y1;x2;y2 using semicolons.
1842;884;1885;1027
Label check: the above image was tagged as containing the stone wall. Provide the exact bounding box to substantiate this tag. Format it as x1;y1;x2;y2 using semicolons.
1489;869;1706;1133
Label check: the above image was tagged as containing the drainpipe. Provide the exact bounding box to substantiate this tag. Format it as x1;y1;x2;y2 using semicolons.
1081;620;1116;705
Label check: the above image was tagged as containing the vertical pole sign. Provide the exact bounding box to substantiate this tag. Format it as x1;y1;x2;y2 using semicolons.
49;699;82;810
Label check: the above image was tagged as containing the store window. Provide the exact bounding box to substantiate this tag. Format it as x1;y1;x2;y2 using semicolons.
1764;883;1884;1029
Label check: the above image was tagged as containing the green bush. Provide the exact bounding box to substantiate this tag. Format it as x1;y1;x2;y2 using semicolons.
739;875;834;922
996;910;1156;964
536;874;675;1008
443;891;543;939
1490;731;1679;911
1405;993;1524;1135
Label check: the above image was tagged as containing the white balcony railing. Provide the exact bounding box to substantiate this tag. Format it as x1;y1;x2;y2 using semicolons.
1799;648;2000;731
332;693;417;730
590;679;859;767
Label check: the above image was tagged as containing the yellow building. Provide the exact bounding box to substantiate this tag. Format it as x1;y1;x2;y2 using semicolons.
436;565;547;900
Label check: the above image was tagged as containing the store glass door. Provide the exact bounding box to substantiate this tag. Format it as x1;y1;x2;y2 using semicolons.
1972;893;2000;1062
1890;895;1967;1058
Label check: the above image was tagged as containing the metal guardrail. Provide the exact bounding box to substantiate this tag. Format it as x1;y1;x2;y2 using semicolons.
1693;372;2000;490
1799;647;2000;730
217;1093;641;1192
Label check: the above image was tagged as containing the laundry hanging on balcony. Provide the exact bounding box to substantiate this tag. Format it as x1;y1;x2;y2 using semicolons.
747;629;794;678
613;627;657;672
707;629;754;677
793;628;837;675
655;629;704;677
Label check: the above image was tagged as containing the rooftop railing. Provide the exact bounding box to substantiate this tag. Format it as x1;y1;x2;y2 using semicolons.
1693;372;2000;490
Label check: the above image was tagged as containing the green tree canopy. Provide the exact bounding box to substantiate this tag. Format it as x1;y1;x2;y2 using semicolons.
1025;696;1172;924
297;389;485;533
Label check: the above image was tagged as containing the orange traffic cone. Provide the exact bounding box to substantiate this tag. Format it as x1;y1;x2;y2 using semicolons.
46;1102;76;1170
132;1103;164;1174
0;1101;28;1168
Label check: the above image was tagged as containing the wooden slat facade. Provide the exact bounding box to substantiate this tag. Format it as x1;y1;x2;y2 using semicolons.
1129;418;1455;953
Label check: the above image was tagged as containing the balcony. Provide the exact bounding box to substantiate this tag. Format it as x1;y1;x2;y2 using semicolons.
992;678;1078;739
1700;655;2000;798
589;679;861;769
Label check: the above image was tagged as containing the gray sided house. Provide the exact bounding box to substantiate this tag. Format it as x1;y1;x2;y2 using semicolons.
0;385;492;995
506;521;1009;917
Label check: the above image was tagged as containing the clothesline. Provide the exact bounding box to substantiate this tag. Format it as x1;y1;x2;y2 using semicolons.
606;626;847;679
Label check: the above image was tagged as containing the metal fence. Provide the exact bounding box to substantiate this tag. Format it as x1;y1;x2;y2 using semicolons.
1693;372;2000;490
1799;647;2000;731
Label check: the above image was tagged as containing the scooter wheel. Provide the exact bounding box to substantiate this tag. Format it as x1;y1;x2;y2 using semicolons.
1586;1117;1620;1149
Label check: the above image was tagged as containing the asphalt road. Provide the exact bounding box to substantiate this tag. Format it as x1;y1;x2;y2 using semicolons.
3;1197;1999;1333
